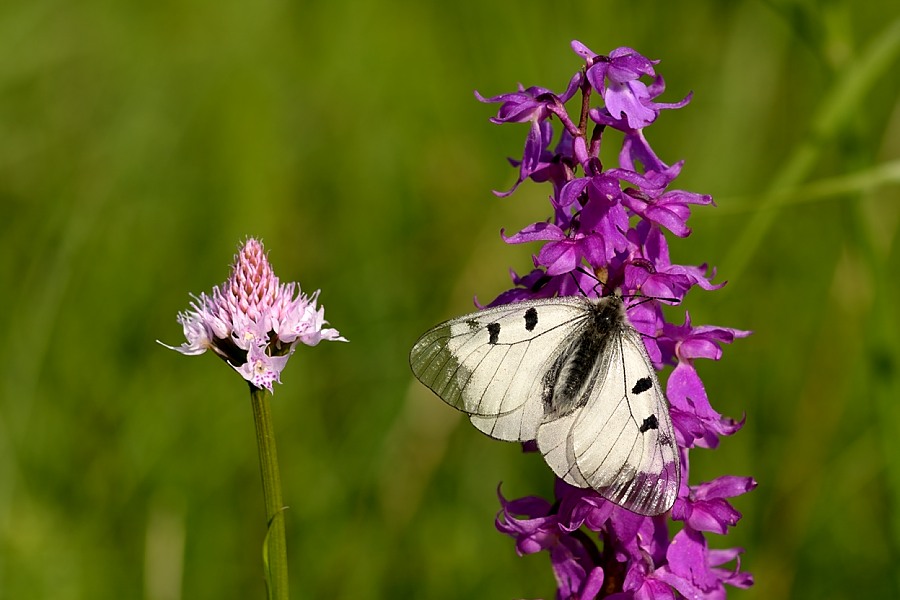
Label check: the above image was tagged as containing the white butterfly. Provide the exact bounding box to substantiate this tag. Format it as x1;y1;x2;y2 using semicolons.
409;293;680;516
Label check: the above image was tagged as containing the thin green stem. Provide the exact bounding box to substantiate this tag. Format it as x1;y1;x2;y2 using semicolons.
250;386;289;600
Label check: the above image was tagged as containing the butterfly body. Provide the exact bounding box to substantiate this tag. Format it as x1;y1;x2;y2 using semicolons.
542;298;622;418
409;294;680;516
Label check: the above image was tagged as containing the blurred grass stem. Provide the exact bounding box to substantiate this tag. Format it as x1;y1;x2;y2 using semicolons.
723;17;900;279
250;386;289;600
844;175;900;598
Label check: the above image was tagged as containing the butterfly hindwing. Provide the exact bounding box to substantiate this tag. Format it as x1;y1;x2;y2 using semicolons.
409;298;591;441
568;328;678;515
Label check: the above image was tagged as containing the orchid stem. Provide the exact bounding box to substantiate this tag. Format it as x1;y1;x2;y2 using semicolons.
250;385;289;600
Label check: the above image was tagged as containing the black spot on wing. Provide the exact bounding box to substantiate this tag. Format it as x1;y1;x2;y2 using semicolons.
524;307;538;331
487;322;500;345
632;377;652;395
465;319;479;331
639;414;659;433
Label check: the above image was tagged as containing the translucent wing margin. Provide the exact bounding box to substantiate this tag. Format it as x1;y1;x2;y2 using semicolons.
409;298;590;442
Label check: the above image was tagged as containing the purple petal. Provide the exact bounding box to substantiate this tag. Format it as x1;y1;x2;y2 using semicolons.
495;490;561;555
665;362;711;415
665;362;747;448
618;130;673;176
666;264;725;291
679;498;741;534
573;134;591;169
558;485;610;532
691;324;753;345
669;407;708;448
539;239;581;275
651;87;693;110
559;72;585;103
624;302;664;363
624;198;691;237
666;528;718;590
571;39;597;61
709;548;754;590
659;188;712;207
695;476;757;501
521;120;545;177
669;405;744;450
608;47;658;80
581;233;608;266
549;542;589;599
605;81;658;129
653;567;708;600
502;222;566;244
558;178;590;209
679;337;723;361
579;567;606;600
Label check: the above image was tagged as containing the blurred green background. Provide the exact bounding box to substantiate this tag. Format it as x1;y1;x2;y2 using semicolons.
2;0;899;598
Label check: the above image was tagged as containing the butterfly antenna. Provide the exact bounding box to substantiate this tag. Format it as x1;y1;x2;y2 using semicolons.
573;266;605;297
621;292;681;311
568;268;590;297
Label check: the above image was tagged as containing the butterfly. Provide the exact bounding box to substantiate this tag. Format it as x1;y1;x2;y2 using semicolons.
409;293;680;516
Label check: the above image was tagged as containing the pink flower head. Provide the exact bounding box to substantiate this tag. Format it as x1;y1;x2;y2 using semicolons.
160;238;346;392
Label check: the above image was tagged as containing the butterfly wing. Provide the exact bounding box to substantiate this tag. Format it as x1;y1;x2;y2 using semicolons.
537;324;680;516
409;298;591;442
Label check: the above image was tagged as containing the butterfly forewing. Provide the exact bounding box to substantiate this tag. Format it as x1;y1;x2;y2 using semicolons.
409;295;681;516
410;299;591;441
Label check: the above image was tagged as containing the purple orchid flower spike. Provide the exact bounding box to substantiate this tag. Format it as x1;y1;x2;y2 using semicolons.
464;41;756;599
